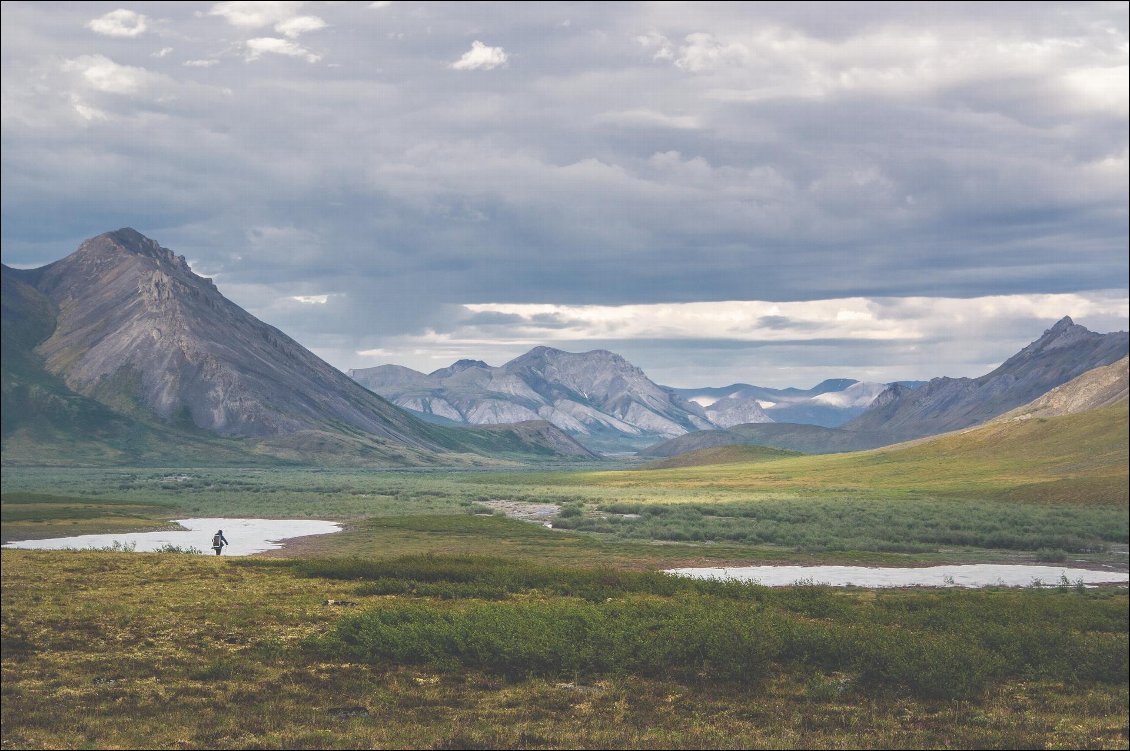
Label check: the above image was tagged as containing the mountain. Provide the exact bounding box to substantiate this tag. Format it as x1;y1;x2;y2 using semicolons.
845;317;1129;439
2;229;592;465
351;347;715;452
673;378;894;428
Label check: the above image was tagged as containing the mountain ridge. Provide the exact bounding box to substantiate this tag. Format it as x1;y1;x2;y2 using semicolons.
351;346;715;451
845;316;1128;438
2;229;592;465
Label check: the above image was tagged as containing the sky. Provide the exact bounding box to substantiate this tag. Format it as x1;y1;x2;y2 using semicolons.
1;1;1127;388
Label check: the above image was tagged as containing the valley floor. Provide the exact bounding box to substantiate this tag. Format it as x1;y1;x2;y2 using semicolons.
2;550;1127;750
1;463;1128;749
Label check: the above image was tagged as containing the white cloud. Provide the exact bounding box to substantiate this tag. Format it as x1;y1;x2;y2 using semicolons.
63;54;156;95
455;294;1129;344
451;41;508;71
208;1;302;28
275;15;326;38
245;37;321;63
1060;65;1130;116
369;1;393;8
595;109;700;130
290;294;329;304
87;9;148;38
184;59;220;68
70;96;109;122
153;47;173;58
675;32;750;73
636;30;674;61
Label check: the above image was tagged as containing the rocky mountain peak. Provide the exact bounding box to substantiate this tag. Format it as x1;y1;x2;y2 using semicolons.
868;382;908;410
1000;315;1098;366
429;359;489;378
80;228;191;272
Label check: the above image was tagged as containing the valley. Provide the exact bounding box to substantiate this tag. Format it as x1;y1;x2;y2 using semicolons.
2;231;1127;750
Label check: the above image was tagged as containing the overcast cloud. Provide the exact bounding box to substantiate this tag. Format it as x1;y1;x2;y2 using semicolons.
2;1;1126;387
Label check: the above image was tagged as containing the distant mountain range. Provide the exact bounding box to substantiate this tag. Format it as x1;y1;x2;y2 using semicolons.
671;378;917;428
351;348;714;452
5;228;1124;466
352;318;1126;454
2;229;594;465
645;320;1128;458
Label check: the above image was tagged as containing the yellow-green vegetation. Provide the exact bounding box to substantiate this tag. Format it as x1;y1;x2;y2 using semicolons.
0;492;180;543
2;398;1128;749
643;444;803;470
579;403;1129;504
3;549;1127;749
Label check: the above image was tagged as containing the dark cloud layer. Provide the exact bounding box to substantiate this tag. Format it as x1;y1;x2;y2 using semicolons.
2;2;1126;386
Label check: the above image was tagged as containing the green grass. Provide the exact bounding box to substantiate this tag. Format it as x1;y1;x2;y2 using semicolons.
4;548;1128;749
285;554;1128;702
643;444;804;469
557;497;1127;554
0;492;181;543
4;452;1127;566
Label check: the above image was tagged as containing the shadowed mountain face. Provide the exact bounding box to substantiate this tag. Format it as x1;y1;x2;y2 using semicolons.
351;347;715;451
845;317;1129;439
2;229;593;464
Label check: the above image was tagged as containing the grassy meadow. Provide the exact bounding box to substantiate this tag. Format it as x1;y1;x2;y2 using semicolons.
2;403;1128;748
3;549;1127;749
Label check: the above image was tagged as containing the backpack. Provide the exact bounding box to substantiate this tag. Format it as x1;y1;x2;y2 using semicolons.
212;533;222;548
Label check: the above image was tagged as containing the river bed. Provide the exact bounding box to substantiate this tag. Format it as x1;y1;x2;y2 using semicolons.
1;518;341;556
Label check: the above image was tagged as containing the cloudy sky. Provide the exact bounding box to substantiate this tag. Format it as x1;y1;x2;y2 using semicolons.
2;1;1127;388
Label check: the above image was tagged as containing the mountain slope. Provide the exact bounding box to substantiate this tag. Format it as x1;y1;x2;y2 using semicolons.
597;400;1128;505
844;317;1128;440
26;229;434;446
352;347;715;451
3;229;590;465
2;263;262;465
994;356;1128;422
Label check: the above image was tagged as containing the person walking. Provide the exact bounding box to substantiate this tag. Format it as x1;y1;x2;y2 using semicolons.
211;529;229;555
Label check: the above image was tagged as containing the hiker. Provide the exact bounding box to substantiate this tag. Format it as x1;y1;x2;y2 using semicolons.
211;529;229;555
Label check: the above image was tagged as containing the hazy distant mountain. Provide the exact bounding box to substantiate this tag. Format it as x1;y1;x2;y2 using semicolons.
2;229;592;465
673;378;895;428
351;347;715;451
845;317;1129;439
